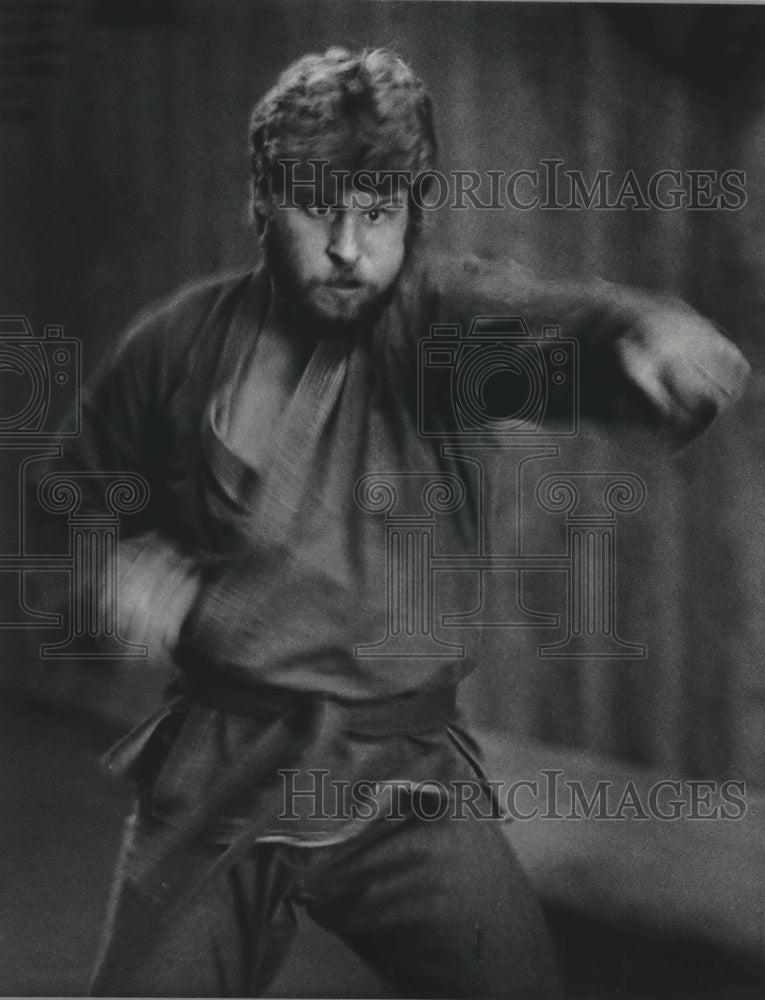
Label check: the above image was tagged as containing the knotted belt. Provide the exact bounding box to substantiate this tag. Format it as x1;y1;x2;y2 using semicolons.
125;675;459;908
182;661;458;736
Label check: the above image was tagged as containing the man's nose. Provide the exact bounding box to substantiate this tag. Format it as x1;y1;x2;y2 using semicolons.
326;212;361;267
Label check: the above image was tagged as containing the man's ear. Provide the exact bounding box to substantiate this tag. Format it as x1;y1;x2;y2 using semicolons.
250;178;272;237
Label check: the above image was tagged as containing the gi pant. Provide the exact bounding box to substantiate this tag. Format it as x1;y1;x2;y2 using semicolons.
90;797;562;999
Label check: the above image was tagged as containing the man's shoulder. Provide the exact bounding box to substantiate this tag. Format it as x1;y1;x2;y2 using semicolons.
121;268;255;354
419;249;538;291
402;249;541;324
82;269;259;408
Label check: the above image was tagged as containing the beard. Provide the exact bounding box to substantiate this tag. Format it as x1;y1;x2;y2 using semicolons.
261;220;403;342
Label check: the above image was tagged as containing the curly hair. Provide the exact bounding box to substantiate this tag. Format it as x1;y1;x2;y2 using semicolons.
248;47;437;231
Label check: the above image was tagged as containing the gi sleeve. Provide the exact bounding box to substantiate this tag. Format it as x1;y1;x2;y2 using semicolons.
424;252;751;447
26;290;207;660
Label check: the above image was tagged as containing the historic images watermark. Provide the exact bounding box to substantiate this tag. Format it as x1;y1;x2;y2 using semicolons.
274;159;748;212
418;316;578;438
0;314;150;657
355;313;647;661
0;314;82;633
279;769;748;824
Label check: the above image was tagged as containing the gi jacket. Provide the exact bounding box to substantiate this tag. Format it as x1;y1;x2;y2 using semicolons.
28;247;727;860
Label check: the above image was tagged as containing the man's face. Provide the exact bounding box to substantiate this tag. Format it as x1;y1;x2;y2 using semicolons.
264;183;410;328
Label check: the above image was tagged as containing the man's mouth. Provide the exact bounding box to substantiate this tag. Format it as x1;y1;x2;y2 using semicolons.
323;276;364;290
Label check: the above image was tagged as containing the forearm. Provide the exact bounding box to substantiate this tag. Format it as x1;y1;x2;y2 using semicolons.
433;253;751;444
112;532;203;657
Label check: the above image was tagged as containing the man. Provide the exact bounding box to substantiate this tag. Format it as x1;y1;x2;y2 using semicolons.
41;48;749;997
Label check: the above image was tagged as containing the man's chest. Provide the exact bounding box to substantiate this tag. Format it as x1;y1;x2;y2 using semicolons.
224;325;311;473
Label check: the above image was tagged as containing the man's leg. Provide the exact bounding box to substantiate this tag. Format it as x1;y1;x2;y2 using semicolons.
90;806;298;997
300;806;563;999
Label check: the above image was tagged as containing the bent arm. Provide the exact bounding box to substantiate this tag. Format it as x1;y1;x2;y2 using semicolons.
26;295;208;660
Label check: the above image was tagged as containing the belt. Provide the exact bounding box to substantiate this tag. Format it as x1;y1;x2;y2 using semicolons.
181;662;458;736
129;670;461;906
112;679;466;982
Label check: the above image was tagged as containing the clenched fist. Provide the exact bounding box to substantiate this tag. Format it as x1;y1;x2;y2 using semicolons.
571;279;751;447
108;533;202;660
612;297;751;447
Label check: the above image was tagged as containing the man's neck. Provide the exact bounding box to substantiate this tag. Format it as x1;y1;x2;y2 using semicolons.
262;284;322;362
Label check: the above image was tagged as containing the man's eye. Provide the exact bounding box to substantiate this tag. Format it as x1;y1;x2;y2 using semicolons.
305;204;332;219
365;207;387;223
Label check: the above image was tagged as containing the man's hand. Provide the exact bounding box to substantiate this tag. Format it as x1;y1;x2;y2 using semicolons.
611;299;751;448
109;533;202;659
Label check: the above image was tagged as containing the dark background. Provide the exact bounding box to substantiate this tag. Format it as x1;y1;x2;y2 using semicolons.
1;1;764;996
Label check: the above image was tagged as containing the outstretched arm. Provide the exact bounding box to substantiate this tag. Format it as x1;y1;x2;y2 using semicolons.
429;253;751;446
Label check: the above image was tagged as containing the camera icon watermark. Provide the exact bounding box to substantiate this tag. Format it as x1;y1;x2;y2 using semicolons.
0;315;83;629
418;316;578;438
0;316;80;437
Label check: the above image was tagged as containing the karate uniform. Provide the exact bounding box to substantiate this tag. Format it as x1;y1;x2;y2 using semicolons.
36;249;743;996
